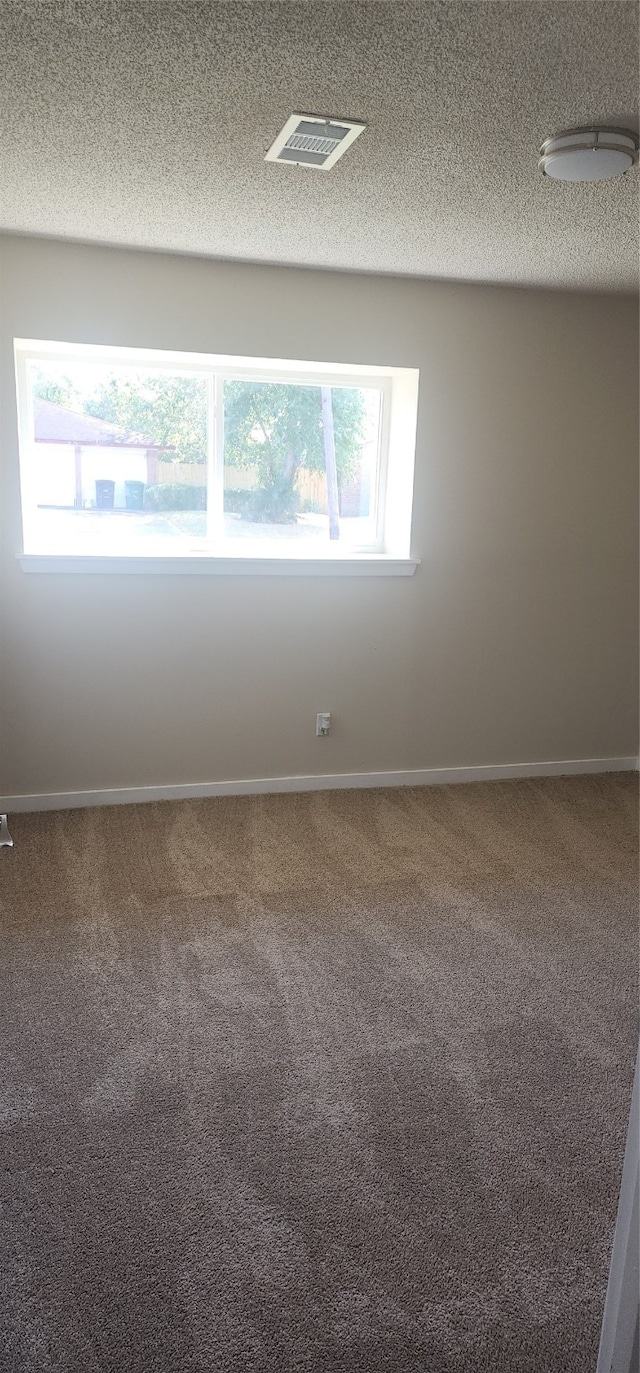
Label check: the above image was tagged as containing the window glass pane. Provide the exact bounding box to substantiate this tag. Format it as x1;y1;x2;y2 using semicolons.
25;359;209;554
16;346;412;562
222;380;382;549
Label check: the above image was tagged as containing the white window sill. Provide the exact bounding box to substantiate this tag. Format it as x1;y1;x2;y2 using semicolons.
18;554;420;577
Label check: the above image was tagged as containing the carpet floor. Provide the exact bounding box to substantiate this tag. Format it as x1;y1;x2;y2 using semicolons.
0;775;637;1373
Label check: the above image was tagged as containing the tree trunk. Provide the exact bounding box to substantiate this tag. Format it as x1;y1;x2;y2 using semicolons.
282;449;298;486
321;387;340;540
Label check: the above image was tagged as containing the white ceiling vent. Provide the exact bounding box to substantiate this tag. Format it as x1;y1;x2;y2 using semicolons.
265;113;366;170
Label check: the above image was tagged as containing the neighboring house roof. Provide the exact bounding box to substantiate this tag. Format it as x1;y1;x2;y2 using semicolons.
33;397;171;449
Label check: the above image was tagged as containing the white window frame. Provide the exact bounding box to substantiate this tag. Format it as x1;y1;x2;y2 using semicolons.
14;339;420;576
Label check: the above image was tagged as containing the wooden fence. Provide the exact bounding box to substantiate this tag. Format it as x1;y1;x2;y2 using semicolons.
155;460;330;510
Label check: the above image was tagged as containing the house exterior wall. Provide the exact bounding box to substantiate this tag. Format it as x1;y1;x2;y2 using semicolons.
32;441;148;509
79;445;147;508
32;441;76;507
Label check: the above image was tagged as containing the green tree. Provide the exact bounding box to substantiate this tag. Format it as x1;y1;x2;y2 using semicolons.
223;380;366;522
43;368;368;525
85;373;207;465
31;368;79;408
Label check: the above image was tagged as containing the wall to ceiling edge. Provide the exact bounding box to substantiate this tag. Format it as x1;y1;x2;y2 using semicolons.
0;234;637;800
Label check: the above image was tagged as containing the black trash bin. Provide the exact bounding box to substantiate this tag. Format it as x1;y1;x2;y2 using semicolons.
95;479;115;509
125;480;146;511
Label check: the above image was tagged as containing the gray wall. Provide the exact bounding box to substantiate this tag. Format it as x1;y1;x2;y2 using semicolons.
0;235;637;799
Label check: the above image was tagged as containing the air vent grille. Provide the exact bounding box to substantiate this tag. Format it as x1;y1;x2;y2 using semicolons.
286;133;342;155
265;113;365;170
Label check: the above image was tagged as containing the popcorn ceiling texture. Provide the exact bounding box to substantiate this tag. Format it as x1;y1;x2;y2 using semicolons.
0;0;637;291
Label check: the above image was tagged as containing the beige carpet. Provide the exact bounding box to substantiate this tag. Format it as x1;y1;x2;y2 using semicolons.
0;774;637;1372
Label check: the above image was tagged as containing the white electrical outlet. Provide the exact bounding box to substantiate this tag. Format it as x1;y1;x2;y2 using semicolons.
316;712;331;736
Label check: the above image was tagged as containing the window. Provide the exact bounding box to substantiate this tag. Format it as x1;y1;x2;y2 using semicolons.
14;340;419;570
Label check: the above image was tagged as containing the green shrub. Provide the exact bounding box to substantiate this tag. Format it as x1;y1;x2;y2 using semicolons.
223;489;248;515
237;486;300;524
145;483;206;512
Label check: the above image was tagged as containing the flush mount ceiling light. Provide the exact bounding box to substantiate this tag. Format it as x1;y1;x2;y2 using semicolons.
539;127;639;182
265;113;366;170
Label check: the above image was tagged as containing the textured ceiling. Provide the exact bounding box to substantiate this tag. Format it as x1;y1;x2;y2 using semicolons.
0;0;638;291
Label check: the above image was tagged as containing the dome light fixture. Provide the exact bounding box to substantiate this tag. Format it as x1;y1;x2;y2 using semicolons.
539;127;639;182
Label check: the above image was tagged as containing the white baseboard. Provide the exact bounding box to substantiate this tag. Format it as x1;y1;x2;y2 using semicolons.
2;756;637;814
